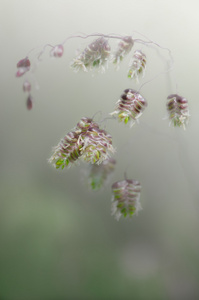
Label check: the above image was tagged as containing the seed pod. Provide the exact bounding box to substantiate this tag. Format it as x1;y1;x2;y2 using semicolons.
113;36;134;65
71;37;111;72
167;94;189;129
128;50;146;82
111;179;142;220
110;89;147;127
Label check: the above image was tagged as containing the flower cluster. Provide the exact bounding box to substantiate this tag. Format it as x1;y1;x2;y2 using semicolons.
111;179;142;220
49;117;115;169
87;158;116;191
128;50;146;82
167;94;189;129
16;32;192;221
112;36;134;65
110;88;147;127
71;37;111;72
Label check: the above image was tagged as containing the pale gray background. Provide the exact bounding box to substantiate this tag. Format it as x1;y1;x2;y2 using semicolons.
1;0;199;299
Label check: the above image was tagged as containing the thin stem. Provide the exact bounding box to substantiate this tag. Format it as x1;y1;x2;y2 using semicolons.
62;32;124;45
134;36;178;93
138;66;174;92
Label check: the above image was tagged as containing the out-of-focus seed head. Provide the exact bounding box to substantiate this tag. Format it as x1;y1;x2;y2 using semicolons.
167;94;189;129
128;50;146;82
87;158;116;190
26;95;33;110
111;179;142;220
113;36;134;65
110;89;147;127
71;37;111;72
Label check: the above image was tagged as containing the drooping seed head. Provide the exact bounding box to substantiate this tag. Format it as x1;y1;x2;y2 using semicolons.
128;50;146;82
113;36;134;65
87;158;116;190
71;37;111;72
167;94;189;129
111;179;142;220
49;117;115;169
49;130;83;169
110;89;147;127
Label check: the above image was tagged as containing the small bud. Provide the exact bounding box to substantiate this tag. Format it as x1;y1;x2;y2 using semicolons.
111;179;142;220
23;80;31;92
110;89;147;127
26;95;33;110
167;94;190;129
50;44;64;57
128;50;146;82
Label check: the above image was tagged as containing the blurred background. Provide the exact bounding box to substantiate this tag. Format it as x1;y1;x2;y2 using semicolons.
1;0;199;299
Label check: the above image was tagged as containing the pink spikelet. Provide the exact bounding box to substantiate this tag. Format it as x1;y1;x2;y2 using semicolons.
111;179;142;221
16;57;30;77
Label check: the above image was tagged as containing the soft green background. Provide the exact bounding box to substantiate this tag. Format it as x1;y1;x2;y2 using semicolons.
1;0;199;299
